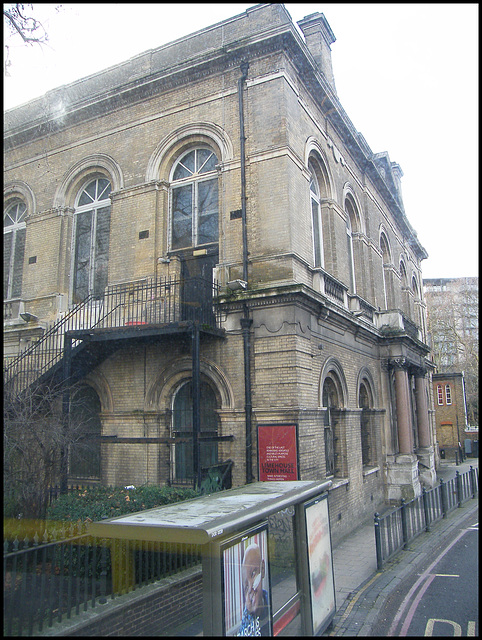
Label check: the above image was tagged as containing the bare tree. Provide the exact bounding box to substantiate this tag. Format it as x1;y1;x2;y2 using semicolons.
4;377;99;519
425;277;479;425
3;3;60;75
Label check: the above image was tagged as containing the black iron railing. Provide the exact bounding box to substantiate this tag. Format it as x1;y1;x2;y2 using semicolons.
4;276;221;397
3;522;202;636
374;466;478;569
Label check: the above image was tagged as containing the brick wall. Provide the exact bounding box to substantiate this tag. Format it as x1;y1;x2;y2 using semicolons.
40;567;203;637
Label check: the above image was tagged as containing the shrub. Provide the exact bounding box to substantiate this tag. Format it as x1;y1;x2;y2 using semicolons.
46;484;200;524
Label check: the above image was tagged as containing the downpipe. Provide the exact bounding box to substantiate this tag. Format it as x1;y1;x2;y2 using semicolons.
238;61;254;484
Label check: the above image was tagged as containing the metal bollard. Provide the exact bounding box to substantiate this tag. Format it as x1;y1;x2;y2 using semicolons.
422;486;430;532
439;478;447;518
374;512;383;570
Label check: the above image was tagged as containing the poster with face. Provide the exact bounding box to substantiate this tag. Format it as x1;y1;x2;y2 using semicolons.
222;526;272;636
305;495;336;635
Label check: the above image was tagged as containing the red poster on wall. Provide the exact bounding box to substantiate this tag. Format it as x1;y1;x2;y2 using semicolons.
258;424;298;481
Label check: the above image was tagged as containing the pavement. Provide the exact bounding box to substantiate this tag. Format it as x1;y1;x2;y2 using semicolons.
166;457;478;636
326;457;478;636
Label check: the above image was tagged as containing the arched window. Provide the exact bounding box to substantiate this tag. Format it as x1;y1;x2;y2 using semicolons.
400;260;410;315
171;380;219;482
73;177;112;302
4;199;27;299
445;384;452;405
437;384;444;405
170;147;219;250
322;375;343;477
69;385;101;479
344;196;357;294
359;382;373;467
309;161;323;268
380;232;392;309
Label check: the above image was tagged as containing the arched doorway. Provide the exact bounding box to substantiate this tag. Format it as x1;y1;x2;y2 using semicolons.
171;379;219;483
69;385;101;480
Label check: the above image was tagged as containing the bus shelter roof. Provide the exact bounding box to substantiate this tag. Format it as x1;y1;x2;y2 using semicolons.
88;480;331;544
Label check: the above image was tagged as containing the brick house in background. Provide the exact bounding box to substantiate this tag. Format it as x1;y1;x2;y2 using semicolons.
4;4;437;538
433;372;477;458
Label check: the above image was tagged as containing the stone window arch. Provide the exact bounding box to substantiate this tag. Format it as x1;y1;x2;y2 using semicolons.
380;230;394;309
4;198;27;300
399;258;410;316
344;193;360;295
411;274;424;331
321;370;346;477
358;380;374;467
169;146;219;250
309;159;324;268
171;378;219;483
72;175;112;303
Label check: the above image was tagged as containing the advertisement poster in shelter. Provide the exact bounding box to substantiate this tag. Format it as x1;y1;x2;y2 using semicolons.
305;494;335;635
221;524;272;636
258;424;298;481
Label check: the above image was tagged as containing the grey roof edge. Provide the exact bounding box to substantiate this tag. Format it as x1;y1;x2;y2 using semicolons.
88;479;332;544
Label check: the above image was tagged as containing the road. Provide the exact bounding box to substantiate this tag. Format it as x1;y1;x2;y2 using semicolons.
371;509;478;637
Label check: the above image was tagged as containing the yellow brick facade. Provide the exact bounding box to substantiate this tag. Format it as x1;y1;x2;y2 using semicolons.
4;4;437;537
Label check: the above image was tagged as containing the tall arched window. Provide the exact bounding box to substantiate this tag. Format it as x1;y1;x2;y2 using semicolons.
380;232;392;309
400;260;410;316
411;275;424;330
309;161;324;268
322;375;342;477
171;380;219;482
344;197;357;294
170;147;219;250
73;177;112;302
4;199;27;299
359;382;373;467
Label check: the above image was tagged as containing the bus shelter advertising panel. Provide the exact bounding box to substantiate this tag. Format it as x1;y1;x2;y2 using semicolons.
304;493;336;635
221;523;272;636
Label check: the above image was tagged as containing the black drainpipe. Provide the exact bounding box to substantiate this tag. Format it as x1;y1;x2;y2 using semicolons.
238;61;254;484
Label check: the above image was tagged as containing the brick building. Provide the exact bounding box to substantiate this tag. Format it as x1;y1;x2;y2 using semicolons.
4;4;437;537
432;372;477;459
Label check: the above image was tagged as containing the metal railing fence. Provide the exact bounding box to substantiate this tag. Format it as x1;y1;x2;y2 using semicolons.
3;524;202;636
375;466;478;569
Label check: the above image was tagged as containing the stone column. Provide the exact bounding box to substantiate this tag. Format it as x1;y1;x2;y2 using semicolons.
415;371;431;448
393;358;413;454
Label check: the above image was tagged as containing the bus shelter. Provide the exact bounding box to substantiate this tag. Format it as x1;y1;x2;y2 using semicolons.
89;480;335;636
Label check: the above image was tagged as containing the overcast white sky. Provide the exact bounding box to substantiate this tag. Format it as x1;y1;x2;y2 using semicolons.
4;3;478;280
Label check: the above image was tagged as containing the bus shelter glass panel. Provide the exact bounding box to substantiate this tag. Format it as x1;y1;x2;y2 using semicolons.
221;522;272;636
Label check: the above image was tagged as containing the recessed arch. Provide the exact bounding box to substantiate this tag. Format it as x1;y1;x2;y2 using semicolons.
319;357;348;408
54;154;123;209
4;181;36;215
342;184;363;234
356;367;377;407
304;137;335;200
83;370;115;413
144;355;234;411
146;122;234;183
379;228;392;264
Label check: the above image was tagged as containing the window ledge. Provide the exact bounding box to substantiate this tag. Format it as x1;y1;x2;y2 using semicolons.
362;466;379;478
328;477;349;491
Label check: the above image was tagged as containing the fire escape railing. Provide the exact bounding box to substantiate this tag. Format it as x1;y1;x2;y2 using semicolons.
4;276;221;397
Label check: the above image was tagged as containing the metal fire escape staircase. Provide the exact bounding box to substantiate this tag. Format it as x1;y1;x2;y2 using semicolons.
4;276;224;399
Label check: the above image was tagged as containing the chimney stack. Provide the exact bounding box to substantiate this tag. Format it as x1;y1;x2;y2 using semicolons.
297;13;337;93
